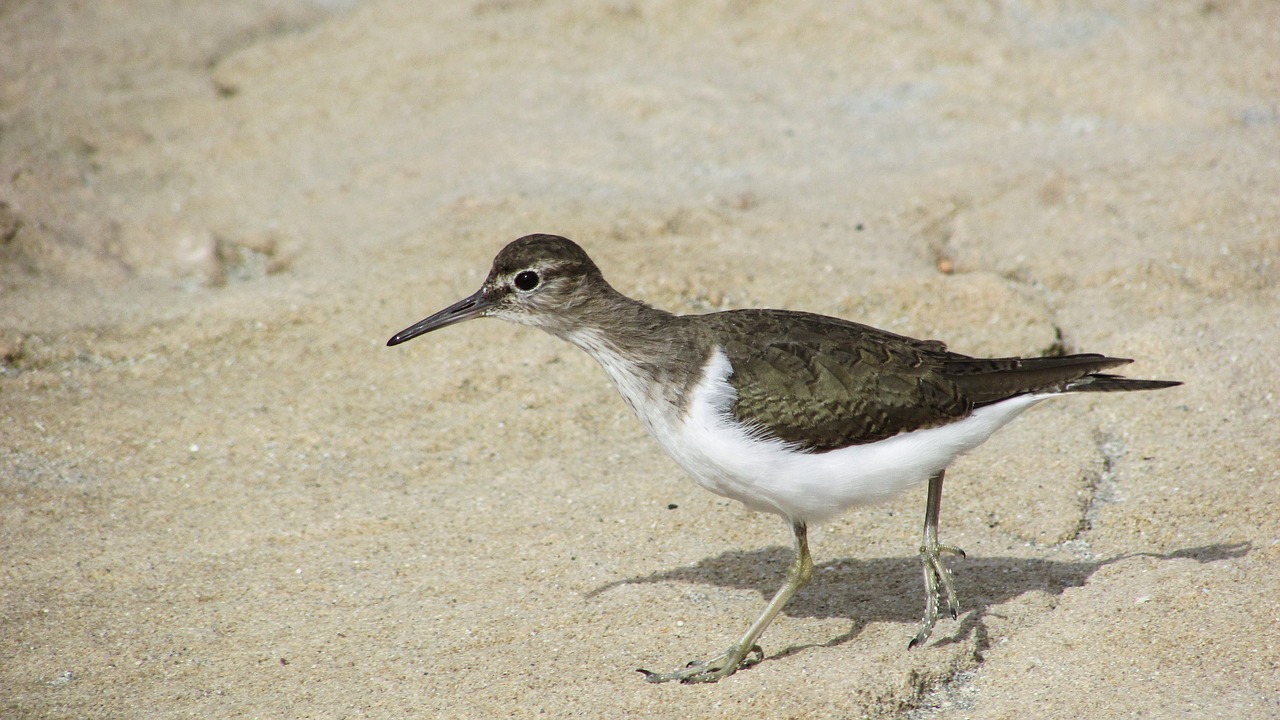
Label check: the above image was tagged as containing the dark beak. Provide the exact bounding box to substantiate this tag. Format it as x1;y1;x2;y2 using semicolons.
387;287;493;346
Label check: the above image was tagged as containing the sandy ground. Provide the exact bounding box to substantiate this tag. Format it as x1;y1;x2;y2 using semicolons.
2;1;1278;717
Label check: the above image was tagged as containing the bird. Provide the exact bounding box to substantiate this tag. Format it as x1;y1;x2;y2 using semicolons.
387;233;1180;684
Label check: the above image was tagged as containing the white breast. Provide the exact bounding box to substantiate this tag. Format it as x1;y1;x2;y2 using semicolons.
577;337;1050;525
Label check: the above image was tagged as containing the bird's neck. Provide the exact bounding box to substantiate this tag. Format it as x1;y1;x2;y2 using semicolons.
553;285;708;414
557;286;682;365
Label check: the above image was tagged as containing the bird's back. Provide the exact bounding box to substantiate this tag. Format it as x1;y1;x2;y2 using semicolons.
694;309;1175;453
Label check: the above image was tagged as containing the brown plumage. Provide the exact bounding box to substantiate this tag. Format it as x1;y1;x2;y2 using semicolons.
388;233;1181;684
702;309;1178;451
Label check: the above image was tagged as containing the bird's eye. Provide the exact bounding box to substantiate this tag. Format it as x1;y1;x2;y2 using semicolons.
513;270;540;291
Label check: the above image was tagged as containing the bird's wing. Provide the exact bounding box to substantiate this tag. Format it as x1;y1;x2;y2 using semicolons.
704;310;1164;453
707;310;973;452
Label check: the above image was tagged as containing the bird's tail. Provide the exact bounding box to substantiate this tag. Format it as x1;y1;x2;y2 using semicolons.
1065;373;1183;393
944;353;1181;405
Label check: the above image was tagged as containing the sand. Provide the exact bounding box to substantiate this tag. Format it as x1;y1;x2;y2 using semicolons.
2;1;1277;717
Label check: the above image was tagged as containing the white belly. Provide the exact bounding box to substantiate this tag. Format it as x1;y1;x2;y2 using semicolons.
582;338;1050;524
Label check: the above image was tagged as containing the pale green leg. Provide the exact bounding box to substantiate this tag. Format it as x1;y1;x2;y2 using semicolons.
640;521;813;684
909;469;966;649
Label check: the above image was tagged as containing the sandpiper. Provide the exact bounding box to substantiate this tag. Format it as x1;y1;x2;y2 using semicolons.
388;234;1179;684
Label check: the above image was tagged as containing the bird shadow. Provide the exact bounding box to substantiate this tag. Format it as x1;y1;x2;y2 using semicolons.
588;541;1251;658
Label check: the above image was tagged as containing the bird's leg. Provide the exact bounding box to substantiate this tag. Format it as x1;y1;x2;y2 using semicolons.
909;469;966;649
639;521;813;684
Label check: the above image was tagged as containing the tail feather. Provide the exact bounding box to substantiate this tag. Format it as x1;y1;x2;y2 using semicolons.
943;353;1180;405
1066;374;1183;393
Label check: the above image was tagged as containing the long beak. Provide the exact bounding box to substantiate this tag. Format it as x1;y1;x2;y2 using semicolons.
387;287;493;346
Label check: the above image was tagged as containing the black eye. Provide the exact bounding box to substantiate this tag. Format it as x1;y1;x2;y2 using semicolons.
513;270;540;291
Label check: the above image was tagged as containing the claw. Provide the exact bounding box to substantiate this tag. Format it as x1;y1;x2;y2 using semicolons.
636;645;765;684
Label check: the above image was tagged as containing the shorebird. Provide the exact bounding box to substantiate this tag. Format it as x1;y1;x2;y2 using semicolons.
387;234;1179;683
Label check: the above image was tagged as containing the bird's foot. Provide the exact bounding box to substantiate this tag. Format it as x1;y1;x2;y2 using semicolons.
908;541;965;650
638;644;764;684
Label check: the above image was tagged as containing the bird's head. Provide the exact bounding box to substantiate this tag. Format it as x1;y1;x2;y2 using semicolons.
387;234;608;346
